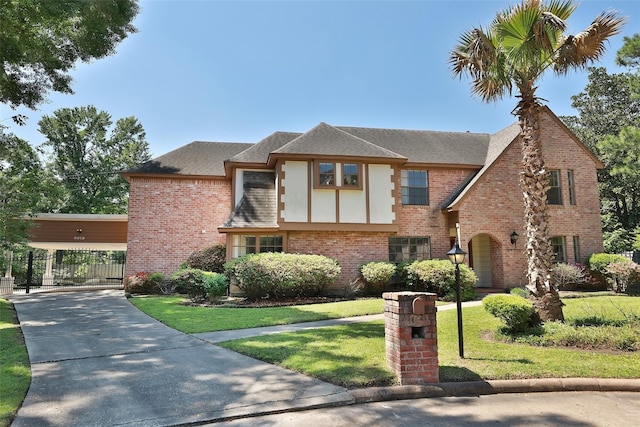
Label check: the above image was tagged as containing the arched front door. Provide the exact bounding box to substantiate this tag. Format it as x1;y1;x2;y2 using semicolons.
468;233;495;288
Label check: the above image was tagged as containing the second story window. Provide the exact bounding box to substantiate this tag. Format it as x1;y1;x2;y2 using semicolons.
547;170;562;205
343;163;359;187
318;162;335;186
401;170;428;205
567;170;576;205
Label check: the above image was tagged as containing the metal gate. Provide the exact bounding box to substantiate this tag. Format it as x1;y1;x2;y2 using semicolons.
9;249;126;294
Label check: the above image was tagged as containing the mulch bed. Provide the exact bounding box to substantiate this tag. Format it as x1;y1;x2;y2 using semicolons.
180;295;355;308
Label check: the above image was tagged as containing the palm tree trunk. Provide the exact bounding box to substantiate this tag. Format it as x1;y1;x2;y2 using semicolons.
517;99;565;322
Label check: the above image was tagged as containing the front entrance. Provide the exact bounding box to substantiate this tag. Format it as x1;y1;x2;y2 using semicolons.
468;233;501;288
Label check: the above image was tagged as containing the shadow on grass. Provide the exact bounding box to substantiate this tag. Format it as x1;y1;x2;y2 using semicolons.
221;322;395;388
439;366;484;382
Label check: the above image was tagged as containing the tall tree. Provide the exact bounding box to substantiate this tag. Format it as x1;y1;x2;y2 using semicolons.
449;0;624;321
0;133;43;249
0;0;139;110
616;34;640;70
38;106;151;214
563;35;640;252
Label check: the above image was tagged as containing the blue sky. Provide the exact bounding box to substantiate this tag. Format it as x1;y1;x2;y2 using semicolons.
5;0;638;157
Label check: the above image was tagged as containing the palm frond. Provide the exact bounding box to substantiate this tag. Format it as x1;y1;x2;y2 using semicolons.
449;27;497;78
554;10;626;74
544;0;577;21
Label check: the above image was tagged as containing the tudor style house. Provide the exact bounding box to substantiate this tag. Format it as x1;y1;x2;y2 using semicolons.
122;107;603;291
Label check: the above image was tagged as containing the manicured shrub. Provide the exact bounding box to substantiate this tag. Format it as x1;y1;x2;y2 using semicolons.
404;259;477;301
184;244;227;273
483;294;535;332
606;260;640;293
124;271;163;294
170;268;228;303
359;261;396;295
509;287;528;299
553;263;586;290
224;252;341;301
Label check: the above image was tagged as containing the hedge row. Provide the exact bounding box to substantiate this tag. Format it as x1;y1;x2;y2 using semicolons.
224;252;341;301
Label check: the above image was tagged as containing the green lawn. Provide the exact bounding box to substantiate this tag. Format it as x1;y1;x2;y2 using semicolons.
128;296;385;333
219;296;640;388
0;299;30;427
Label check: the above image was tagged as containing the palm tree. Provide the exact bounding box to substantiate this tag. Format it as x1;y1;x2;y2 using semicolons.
449;0;625;321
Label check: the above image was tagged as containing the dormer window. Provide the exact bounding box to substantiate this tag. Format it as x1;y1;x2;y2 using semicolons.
314;161;362;189
318;162;335;186
343;163;359;187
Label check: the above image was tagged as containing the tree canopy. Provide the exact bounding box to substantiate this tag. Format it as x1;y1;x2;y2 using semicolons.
38;106;151;214
0;133;46;249
0;0;139;110
563;34;640;252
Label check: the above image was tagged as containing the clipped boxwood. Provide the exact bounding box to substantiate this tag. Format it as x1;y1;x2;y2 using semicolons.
170;268;228;303
403;259;477;301
359;261;396;295
483;294;535;332
224;252;340;301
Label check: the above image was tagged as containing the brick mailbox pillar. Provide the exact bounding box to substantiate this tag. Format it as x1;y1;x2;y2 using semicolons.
383;291;438;385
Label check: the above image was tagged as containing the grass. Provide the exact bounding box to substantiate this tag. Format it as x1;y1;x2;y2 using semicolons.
128;296;385;333
0;299;30;427
219;296;640;388
498;296;640;351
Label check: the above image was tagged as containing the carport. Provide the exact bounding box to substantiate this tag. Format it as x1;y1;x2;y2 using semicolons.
1;214;128;294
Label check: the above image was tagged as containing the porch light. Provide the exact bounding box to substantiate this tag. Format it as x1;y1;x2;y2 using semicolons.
447;240;467;358
447;241;466;266
510;230;519;246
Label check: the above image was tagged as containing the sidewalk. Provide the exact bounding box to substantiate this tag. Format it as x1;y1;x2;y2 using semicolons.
9;290;640;426
193;300;482;343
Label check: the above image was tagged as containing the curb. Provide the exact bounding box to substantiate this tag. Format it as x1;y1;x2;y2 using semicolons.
348;378;640;404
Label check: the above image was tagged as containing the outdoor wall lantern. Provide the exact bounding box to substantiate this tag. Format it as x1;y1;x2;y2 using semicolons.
447;240;467;359
510;230;519;246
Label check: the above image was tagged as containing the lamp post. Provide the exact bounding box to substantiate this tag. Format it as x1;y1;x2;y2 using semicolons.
447;240;467;358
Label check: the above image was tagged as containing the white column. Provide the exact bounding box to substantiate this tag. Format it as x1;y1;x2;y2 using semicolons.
0;251;14;295
42;249;55;287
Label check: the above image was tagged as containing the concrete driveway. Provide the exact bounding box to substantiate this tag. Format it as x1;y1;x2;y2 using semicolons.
9;290;353;426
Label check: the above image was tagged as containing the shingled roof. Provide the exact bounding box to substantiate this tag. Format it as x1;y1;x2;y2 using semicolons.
271;123;406;160
123;122;508;179
445;122;521;209
228;131;301;164
336;126;490;166
122;141;252;177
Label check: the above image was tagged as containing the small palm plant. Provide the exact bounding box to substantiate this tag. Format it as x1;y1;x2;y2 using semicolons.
449;0;625;321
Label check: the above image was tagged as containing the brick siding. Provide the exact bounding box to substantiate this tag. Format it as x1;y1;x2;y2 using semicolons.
125;176;232;277
126;111;603;290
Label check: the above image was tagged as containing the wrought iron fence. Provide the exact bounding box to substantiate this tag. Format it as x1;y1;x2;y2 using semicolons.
8;249;126;293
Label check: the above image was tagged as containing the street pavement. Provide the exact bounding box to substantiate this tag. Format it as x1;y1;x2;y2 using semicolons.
8;290;640;426
213;391;640;426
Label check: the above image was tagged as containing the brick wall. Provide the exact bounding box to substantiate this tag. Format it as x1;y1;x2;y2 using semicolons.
287;230;390;288
395;168;472;259
125;176;232;277
455;110;603;288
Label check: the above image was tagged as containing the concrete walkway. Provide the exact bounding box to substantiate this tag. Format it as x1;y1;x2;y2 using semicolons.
8;290;639;426
193;300;482;343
